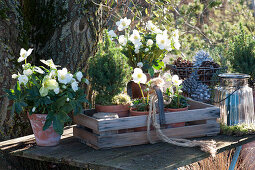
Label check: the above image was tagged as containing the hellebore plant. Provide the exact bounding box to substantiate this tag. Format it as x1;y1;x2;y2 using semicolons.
165;75;188;109
108;18;181;76
131;68;151;111
5;48;89;135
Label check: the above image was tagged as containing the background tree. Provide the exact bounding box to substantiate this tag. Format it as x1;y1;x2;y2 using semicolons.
0;0;113;140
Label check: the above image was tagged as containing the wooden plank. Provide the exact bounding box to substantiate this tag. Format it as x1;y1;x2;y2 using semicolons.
73;126;98;147
73;114;99;132
73;123;220;149
97;107;219;132
2;126;255;170
188;99;214;110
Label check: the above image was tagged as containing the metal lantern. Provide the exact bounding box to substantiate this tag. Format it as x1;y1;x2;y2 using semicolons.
215;73;255;126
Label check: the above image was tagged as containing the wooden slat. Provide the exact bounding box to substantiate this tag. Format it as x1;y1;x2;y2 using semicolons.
73;126;98;147
188;99;214;110
73;114;99;132
75;123;220;149
96;107;219;132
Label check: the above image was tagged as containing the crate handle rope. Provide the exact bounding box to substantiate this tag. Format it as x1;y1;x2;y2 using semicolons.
147;86;217;157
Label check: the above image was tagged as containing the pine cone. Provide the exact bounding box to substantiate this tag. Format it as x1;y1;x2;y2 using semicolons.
193;50;213;67
173;57;193;79
197;61;220;85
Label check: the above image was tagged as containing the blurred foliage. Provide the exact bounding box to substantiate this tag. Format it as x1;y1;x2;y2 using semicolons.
145;0;255;60
226;24;255;83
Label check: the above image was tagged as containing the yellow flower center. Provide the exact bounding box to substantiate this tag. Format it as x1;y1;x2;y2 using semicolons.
137;73;142;79
60;75;65;80
134;35;138;40
122;22;126;26
161;39;165;44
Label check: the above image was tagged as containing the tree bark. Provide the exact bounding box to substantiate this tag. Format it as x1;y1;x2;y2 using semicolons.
0;0;107;140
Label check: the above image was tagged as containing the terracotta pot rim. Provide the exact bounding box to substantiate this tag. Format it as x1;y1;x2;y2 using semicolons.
95;104;130;107
164;106;189;112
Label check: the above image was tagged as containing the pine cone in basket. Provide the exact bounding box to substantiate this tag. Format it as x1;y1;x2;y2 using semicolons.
197;61;220;85
172;57;193;79
182;75;211;102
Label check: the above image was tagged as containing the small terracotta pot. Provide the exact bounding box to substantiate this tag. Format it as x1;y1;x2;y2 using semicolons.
130;108;152;131
28;113;61;146
130;73;152;99
95;104;130;117
164;107;188;128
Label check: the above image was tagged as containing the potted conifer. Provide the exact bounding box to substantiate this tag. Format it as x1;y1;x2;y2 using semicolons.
88;30;131;117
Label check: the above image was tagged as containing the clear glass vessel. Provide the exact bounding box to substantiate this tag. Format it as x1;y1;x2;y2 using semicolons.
215;73;254;126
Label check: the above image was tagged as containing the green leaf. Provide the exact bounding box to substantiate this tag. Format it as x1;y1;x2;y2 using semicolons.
148;67;154;77
53;116;64;135
55;96;66;108
43;114;54;131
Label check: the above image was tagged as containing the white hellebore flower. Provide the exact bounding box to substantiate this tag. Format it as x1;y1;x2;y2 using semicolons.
18;75;28;85
146;21;162;34
172;29;179;41
156;31;172;51
57;68;73;84
66;98;70;102
172;75;182;86
32;107;36;112
146;39;153;46
132;68;147;84
34;67;45;74
39;76;59;96
54;87;60;94
108;30;117;38
145;48;149;52
129;30;141;45
116;17;131;31
23;69;33;76
84;79;89;85
76;71;83;82
118;35;127;46
12;74;18;79
40;59;60;69
18;48;33;62
134;48;139;54
71;81;79;92
137;62;143;68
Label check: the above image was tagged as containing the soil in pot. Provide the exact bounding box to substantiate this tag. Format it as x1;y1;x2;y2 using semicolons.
164;107;188;128
28;113;61;146
130;108;153;132
95;104;130;117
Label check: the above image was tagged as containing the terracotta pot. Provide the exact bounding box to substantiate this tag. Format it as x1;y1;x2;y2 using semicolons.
27;113;61;146
130;108;152;131
95;104;130;117
164;107;188;128
130;73;152;99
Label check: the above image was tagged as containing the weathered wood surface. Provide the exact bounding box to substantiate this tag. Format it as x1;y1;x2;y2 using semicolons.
1;126;255;170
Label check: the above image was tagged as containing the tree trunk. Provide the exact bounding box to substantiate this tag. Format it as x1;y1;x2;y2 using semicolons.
0;0;107;140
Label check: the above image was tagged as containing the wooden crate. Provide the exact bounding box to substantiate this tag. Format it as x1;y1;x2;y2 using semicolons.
73;100;220;149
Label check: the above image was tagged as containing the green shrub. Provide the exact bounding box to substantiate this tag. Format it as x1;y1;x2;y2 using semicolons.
227;25;255;83
112;94;131;105
88;30;131;105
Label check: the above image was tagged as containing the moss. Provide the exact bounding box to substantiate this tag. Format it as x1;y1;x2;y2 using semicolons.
220;123;255;136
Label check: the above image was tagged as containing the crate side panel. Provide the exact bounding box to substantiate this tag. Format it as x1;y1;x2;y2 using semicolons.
73;126;99;147
74;114;99;132
188;100;214;110
97;107;220;132
97;123;220;148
